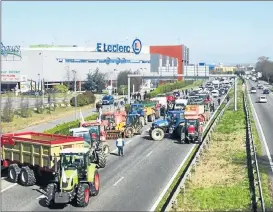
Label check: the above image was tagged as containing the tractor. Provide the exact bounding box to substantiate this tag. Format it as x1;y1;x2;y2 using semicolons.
45;148;100;208
149;110;185;141
124;114;142;138
179;116;203;144
69;124;108;168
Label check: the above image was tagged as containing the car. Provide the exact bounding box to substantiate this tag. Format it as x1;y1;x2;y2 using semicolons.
102;95;114;105
259;96;267;103
250;87;257;94
263;89;270;94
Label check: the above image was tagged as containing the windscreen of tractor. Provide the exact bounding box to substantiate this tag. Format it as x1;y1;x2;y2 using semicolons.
73;131;91;144
126;115;136;126
61;154;84;170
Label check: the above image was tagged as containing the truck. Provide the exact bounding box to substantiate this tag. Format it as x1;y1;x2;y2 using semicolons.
1;132;92;186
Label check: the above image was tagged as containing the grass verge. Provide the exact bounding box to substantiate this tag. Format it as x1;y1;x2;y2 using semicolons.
155;89;231;211
176;83;253;211
1;104;95;133
246;94;273;210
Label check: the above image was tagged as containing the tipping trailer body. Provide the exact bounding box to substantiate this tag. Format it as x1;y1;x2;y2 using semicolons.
184;105;209;123
1;132;85;172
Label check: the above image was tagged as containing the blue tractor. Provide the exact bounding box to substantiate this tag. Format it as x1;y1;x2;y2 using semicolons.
149;110;185;141
129;103;146;126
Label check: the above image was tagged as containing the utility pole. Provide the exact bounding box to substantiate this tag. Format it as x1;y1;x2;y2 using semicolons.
234;77;237;111
128;76;131;104
72;70;77;120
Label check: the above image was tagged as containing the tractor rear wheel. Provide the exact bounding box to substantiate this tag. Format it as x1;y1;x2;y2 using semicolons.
102;143;110;156
19;166;36;186
45;183;56;207
125;127;134;138
76;183;90;207
151;128;164;141
97;151;106;168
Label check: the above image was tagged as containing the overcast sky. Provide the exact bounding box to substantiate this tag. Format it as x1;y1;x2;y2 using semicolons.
2;1;273;64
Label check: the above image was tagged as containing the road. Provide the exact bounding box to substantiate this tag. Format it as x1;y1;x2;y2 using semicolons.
246;80;273;186
1;94;224;211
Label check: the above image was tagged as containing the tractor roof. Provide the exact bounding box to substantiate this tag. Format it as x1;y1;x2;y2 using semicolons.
69;127;89;133
60;147;89;154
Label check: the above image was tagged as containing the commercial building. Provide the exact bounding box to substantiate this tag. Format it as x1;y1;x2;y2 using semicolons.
1;40;190;91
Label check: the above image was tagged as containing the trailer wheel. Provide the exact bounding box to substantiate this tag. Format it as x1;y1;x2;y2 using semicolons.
45;183;56;207
125;127;134;138
76;183;90;207
8;164;21;183
151;128;164;141
92;170;100;196
19;166;36;186
102;143;110;156
97;152;106;168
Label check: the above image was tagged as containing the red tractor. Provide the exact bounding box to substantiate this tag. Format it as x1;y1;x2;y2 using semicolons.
180;116;203;144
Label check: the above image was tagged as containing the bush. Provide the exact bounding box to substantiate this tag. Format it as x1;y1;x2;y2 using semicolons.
83;91;96;104
70;91;96;107
2;94;14;122
20;97;32;118
44;113;98;135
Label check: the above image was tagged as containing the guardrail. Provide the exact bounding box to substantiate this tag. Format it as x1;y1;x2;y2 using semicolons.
162;89;232;211
243;92;265;212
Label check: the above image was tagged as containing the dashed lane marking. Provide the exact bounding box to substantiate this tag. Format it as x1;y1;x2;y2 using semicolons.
113;176;124;186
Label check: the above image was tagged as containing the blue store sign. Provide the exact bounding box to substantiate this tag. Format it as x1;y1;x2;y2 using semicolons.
96;38;142;55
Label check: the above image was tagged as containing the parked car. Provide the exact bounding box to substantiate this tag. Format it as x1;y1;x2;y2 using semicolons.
102;95;114;105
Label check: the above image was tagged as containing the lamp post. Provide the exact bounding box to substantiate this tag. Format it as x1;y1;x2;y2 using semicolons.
72;70;77;120
39;52;45;105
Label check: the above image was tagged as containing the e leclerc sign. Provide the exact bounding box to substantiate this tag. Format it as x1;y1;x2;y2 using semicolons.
96;38;142;55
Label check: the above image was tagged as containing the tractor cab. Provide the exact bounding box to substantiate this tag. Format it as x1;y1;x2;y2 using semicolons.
126;114;139;127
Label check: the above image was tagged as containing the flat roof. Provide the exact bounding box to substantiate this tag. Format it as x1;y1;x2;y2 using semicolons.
60;147;89;154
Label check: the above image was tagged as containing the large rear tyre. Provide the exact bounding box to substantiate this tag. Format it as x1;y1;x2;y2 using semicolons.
8;164;21;183
125;127;134;138
45;183;56;207
151;128;164;141
76;183;90;207
19;166;36;186
102;143;110;156
97;152;106;168
92;170;100;196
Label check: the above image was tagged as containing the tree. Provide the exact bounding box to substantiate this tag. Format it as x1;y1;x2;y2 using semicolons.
64;66;73;90
117;70;142;93
2;93;14;122
83;68;106;92
54;84;68;93
20;96;32;118
255;56;273;83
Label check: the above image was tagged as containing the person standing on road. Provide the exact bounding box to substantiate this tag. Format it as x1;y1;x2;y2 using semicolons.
226;95;230;103
116;134;125;157
217;98;221;106
124;96;127;104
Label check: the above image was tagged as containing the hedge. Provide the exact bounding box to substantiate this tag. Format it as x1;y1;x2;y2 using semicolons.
146;80;195;98
70;91;96;107
44;113;98;135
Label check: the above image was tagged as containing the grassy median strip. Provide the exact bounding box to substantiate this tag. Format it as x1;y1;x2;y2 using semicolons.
176;87;252;211
246;96;273;210
1;104;95;133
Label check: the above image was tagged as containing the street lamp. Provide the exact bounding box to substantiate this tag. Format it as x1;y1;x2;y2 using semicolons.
39;52;45;105
72;70;77;120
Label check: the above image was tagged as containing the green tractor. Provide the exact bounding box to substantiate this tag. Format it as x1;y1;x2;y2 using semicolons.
124;114;142;138
45;148;100;207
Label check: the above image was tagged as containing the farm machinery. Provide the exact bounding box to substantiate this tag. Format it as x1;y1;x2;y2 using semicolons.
149;110;185;141
1;132;101;207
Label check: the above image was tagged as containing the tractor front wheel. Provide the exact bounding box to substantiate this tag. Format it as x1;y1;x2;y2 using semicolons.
76;183;90;207
102;143;110;156
151;128;164;141
92;170;100;196
45;183;56;207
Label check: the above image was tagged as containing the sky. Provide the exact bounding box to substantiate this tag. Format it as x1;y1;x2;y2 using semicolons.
2;1;273;64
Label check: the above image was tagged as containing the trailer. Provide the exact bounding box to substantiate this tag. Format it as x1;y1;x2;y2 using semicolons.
1;132;85;186
184;105;209;124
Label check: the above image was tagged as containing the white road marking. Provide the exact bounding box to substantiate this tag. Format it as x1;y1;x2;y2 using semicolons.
145;129;150;132
247;85;273;173
113;176;124;186
146;151;153;157
126;139;133;144
1;183;17;193
149;145;196;211
36;194;46;200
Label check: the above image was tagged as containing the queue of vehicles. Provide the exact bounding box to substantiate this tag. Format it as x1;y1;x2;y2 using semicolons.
0;81;225;208
250;81;271;103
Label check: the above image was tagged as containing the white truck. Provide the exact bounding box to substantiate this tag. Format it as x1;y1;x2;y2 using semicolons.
212;80;220;89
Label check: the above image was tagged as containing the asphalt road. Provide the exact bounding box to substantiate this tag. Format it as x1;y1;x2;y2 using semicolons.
246;80;273;182
1;93;224;211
